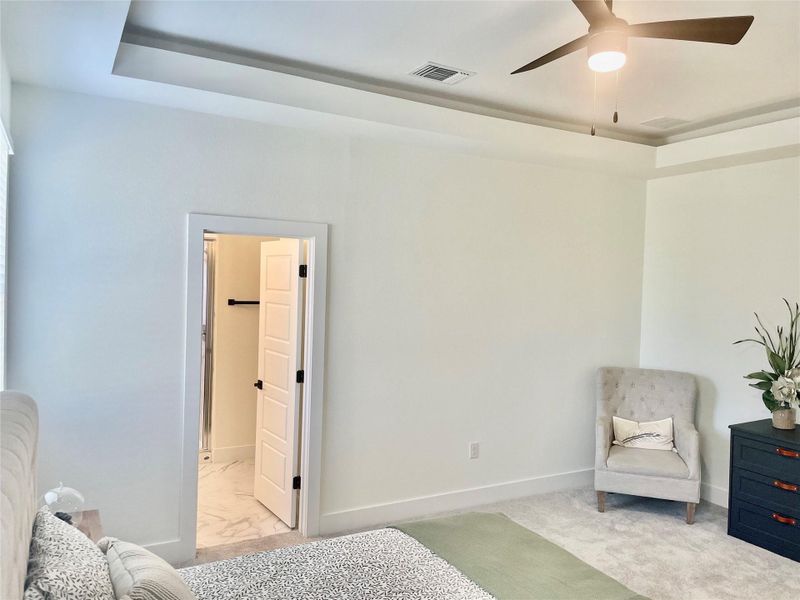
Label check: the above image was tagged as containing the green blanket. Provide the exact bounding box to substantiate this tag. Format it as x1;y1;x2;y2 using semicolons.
394;512;647;600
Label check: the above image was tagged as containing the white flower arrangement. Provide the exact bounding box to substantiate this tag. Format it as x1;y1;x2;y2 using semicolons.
735;300;800;412
771;368;800;407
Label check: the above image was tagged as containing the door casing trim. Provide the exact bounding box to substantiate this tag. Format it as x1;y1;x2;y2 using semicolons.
179;213;328;563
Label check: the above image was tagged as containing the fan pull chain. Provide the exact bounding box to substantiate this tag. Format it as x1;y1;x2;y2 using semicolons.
613;71;619;124
591;72;597;136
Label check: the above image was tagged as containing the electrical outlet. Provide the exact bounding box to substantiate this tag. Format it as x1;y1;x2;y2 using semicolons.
469;442;479;459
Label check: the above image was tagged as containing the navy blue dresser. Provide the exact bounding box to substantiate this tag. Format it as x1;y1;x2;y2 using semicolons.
728;419;800;561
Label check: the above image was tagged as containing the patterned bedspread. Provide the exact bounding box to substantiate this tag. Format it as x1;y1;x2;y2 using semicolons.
179;528;493;600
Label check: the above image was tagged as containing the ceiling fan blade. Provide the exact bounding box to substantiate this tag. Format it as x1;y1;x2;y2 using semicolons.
511;35;589;74
572;0;614;25
628;16;754;45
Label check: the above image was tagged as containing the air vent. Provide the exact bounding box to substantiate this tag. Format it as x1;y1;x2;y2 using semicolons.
640;116;691;130
409;62;475;85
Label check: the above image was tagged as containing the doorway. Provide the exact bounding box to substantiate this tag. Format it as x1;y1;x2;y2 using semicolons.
178;214;328;565
196;234;307;550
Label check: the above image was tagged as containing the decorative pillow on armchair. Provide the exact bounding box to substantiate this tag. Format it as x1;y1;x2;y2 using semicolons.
97;537;196;600
24;507;115;600
612;416;676;451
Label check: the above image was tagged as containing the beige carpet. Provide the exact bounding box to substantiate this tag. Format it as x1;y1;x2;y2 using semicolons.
485;488;800;600
188;488;800;599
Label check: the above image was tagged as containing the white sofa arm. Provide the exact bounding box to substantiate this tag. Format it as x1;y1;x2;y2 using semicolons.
674;421;701;481
595;416;613;471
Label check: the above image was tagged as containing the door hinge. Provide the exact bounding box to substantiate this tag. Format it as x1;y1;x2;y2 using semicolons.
253;380;263;390
296;370;304;384
292;475;301;490
299;265;307;278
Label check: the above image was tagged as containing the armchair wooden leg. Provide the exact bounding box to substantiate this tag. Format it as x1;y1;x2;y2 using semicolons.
686;502;696;524
597;491;606;513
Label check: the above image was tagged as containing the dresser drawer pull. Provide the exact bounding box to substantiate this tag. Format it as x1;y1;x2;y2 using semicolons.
773;480;799;492
771;513;797;526
776;447;800;458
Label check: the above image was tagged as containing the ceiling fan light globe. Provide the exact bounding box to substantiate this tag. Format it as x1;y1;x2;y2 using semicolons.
587;28;627;72
588;50;626;72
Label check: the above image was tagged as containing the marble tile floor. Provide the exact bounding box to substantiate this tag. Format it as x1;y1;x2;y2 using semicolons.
196;458;291;550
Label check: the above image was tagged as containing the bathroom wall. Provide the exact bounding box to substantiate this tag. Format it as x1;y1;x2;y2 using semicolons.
210;234;271;462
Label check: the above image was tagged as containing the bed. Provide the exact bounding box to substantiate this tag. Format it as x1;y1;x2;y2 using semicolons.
2;391;645;600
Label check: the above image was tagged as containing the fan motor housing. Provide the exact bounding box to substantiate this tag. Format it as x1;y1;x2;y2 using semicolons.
587;26;629;58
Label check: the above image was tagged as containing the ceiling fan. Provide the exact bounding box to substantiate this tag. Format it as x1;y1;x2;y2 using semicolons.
511;0;754;75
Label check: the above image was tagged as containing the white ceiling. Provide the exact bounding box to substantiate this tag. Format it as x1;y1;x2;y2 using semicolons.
2;1;798;145
122;0;800;141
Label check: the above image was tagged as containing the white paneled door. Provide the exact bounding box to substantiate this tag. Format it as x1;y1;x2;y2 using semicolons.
254;239;304;528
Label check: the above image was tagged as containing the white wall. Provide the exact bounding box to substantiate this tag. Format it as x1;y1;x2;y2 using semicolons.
640;157;800;505
7;84;646;552
0;55;8;140
209;234;271;463
0;1;10;135
0;1;10;400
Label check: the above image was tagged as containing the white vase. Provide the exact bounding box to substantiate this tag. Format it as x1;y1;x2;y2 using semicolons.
772;408;797;430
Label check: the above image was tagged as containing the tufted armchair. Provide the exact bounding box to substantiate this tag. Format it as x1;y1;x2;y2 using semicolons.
595;367;701;524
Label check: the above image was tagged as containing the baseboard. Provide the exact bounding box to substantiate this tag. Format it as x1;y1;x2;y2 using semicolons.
319;468;594;535
701;482;728;508
211;444;255;463
152;468;723;564
142;538;186;566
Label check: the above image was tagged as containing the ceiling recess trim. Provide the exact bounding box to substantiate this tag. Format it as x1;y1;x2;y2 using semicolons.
113;38;658;176
112;35;799;179
118;26;655;145
118;26;800;148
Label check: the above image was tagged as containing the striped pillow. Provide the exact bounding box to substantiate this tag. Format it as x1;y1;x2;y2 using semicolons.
97;537;196;600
